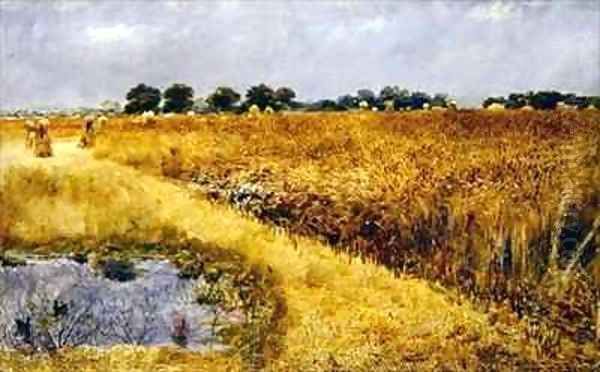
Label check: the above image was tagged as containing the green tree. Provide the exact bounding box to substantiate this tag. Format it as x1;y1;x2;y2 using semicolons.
357;89;376;106
430;93;449;108
563;94;589;109
528;91;564;110
505;93;527;109
274;87;296;107
394;95;413;110
124;84;161;114
589;96;600;109
246;83;277;110
379;86;408;102
207;87;241;112
409;91;432;109
482;96;506;108
337;94;358;109
309;99;343;112
163;83;194;113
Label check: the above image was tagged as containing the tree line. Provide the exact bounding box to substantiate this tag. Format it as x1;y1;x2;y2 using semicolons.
123;83;455;114
319;87;453;112
124;83;296;114
482;91;600;110
123;83;600;114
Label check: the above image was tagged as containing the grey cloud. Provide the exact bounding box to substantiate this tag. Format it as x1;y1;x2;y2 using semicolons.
0;0;598;109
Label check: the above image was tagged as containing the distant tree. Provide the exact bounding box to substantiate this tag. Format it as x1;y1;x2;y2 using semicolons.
124;84;161;114
379;86;408;102
528;91;564;110
287;100;307;110
409;91;432;109
274;87;296;107
163;83;194;113
482;96;506;108
357;89;376;106
309;99;343;112
563;94;589;109
337;94;358;109
589;96;600;109
99;100;122;113
562;93;576;103
379;86;397;102
378;86;410;110
394;95;413;110
505;93;527;109
430;93;449;108
192;98;211;113
206;87;241;112
246;84;277;110
483;91;598;110
314;99;345;111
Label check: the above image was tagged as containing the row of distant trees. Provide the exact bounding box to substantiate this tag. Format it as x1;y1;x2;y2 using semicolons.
123;83;455;114
124;83;297;114
319;87;452;112
482;91;600;110
123;83;600;114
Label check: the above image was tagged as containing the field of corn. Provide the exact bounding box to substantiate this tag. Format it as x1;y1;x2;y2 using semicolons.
0;110;599;370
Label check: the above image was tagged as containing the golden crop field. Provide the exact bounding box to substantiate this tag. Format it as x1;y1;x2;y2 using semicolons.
0;110;599;370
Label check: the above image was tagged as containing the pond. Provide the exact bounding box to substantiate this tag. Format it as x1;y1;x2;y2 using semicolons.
0;257;225;352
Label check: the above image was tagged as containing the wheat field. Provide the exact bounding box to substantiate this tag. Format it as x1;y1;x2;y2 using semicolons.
0;110;599;370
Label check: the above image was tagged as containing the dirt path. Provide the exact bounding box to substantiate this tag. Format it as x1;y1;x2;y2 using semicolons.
0;138;88;170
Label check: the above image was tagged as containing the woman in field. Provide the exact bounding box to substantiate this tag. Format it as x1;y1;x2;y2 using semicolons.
78;115;97;148
23;120;38;149
32;118;52;157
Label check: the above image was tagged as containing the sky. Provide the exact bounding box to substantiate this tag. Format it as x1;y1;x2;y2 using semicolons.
0;0;599;109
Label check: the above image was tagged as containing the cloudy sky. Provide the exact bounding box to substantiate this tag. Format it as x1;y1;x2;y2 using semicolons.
0;0;598;109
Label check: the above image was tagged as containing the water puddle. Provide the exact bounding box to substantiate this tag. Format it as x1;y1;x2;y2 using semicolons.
0;258;225;352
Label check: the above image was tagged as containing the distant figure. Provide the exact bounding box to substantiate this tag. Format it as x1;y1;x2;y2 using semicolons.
79;115;96;148
95;115;108;132
23;120;38;149
160;147;182;177
33;118;52;157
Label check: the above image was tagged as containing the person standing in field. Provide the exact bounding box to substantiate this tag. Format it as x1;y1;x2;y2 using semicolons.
33;118;52;157
78;114;96;148
23;119;38;149
160;147;182;177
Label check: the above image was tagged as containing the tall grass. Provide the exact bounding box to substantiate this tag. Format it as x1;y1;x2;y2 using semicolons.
1;111;599;368
91;110;600;347
0;156;563;370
